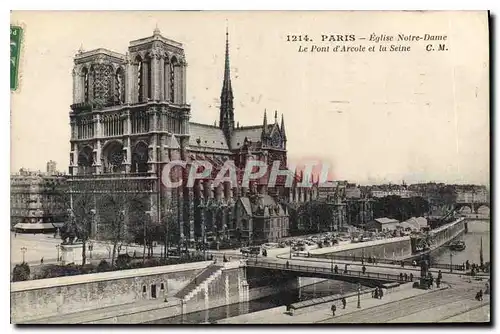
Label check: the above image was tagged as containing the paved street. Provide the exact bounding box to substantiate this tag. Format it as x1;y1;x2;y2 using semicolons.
319;284;489;323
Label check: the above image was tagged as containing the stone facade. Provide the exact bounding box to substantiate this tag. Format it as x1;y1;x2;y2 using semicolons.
10;168;68;232
67;28;313;246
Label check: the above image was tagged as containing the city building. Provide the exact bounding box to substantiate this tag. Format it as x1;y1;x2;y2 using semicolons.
455;186;489;204
46;160;58;175
10;168;68;233
68;28;315;245
370;189;417;198
365;217;399;232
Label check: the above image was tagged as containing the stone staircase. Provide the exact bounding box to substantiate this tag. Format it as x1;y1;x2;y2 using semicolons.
175;264;223;300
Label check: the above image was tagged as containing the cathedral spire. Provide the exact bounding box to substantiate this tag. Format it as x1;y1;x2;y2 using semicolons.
153;24;161;36
263;110;268;133
220;24;235;145
281;114;287;140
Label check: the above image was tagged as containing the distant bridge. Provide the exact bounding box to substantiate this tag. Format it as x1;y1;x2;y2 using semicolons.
455;202;490;215
246;260;415;287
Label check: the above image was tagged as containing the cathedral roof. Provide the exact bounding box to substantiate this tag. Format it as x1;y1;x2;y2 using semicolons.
189;122;230;151
230;125;263;148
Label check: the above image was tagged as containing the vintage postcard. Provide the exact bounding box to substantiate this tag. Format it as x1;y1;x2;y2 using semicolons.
10;11;490;325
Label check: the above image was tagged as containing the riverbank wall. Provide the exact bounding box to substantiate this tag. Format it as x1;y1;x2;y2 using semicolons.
309;218;466;261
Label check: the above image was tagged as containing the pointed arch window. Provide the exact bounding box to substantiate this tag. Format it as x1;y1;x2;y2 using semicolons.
147;56;152;100
90;65;96;102
115;67;125;104
170;58;176;103
136;56;143;102
82;67;89;103
131;141;149;174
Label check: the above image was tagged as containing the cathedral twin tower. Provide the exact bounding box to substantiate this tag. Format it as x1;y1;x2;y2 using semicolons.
68;27;291;244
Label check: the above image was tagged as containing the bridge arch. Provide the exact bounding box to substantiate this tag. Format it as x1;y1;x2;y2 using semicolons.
457;205;472;214
477;205;490;215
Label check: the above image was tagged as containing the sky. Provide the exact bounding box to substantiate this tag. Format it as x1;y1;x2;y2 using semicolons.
10;11;490;185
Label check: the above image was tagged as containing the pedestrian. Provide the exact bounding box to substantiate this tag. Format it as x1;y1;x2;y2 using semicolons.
436;277;441;288
399;273;404;281
362;265;366;275
401;260;405;268
478;289;483;301
438;270;442;280
344;263;348;274
410;273;414;281
378;287;384;299
40;257;44;264
466;260;470;270
341;297;346;309
331;304;337;316
286;261;289;269
334;265;338;274
133;250;137;258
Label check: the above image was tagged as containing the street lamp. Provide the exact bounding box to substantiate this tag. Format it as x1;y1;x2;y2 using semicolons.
165;207;173;258
198;199;207;260
21;247;27;263
89;209;97;239
226;198;234;241
88;241;94;259
449;251;454;273
56;244;60;263
357;283;361;308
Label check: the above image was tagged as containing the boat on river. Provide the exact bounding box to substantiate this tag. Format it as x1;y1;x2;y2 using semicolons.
449;240;466;251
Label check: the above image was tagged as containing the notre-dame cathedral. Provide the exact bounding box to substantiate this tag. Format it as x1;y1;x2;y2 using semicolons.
68;28;317;246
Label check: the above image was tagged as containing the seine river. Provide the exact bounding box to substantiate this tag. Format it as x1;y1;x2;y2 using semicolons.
147;279;360;324
149;220;490;324
433;220;490;266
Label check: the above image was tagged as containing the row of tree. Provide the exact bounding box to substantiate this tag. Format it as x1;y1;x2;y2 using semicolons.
62;178;181;267
372;195;430;222
286;195;430;235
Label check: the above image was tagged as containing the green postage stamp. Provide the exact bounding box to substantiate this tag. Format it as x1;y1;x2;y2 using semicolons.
10;25;23;91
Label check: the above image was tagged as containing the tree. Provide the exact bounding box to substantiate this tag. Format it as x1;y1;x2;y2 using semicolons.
65;181;98;267
98;192;131;267
72;190;94;266
12;263;30;282
129;195;156;264
373;196;430;221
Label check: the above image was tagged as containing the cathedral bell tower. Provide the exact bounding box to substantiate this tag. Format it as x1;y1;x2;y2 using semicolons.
219;27;235;147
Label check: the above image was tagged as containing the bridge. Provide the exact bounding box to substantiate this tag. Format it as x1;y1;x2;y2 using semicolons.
246;259;416;287
301;253;465;272
455;201;490;215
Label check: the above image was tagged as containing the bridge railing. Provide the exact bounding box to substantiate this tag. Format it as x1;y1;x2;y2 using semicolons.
308;253;465;272
246;260;412;282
